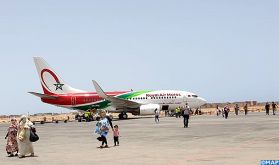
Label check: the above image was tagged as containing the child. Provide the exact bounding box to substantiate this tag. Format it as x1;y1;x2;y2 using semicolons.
95;117;101;134
113;125;120;146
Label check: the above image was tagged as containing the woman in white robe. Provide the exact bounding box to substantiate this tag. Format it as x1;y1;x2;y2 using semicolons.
17;115;34;158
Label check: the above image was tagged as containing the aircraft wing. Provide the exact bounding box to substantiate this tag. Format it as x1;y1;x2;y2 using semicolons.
92;80;140;109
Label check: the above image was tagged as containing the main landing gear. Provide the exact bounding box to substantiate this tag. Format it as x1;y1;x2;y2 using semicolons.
118;112;128;120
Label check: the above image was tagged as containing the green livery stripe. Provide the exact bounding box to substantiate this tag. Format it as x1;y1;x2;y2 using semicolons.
73;90;153;111
73;100;110;110
117;90;152;99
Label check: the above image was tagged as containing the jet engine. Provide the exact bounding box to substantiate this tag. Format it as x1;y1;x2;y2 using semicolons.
139;104;160;115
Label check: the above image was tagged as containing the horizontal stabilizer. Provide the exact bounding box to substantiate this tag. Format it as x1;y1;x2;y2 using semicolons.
28;92;58;99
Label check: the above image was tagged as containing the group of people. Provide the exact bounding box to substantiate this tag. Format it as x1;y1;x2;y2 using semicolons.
265;102;278;115
5;111;118;158
217;103;251;119
95;110;120;148
216;102;278;119
5;115;36;158
216;103;249;119
155;104;191;128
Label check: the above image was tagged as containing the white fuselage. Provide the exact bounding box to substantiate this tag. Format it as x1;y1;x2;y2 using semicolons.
106;90;206;112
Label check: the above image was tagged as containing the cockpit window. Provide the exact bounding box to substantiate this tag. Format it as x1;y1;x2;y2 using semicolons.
192;95;198;98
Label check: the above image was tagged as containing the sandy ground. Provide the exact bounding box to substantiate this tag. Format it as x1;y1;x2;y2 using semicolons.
0;112;279;165
0;114;75;124
0;106;266;124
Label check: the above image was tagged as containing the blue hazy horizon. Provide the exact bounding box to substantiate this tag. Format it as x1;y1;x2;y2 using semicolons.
0;1;278;115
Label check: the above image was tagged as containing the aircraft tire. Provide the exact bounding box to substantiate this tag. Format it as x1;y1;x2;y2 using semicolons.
122;113;128;119
118;113;123;120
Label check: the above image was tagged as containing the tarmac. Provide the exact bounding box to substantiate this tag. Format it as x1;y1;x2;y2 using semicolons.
1;112;279;165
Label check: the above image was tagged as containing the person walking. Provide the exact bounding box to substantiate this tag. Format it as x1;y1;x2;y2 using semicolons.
178;107;182;118
17;115;35;158
113;125;120;146
222;108;225;118
98;110;110;148
244;104;248;115
5;118;18;157
272;102;278;115
175;107;179;118
265;102;270;115
234;104;239;115
154;109;160;123
224;104;230;119
216;105;221;116
183;104;190;128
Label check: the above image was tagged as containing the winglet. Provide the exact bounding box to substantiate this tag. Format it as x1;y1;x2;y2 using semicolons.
92;80;108;99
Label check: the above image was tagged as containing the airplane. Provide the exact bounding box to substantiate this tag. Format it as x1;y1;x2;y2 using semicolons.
29;57;207;119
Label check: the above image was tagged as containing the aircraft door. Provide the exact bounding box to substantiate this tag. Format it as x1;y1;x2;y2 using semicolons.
162;105;169;110
71;96;77;105
183;96;187;103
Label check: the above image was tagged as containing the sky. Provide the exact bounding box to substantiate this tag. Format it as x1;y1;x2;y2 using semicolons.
0;0;278;115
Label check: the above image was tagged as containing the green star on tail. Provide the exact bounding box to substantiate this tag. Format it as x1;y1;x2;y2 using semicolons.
53;82;64;91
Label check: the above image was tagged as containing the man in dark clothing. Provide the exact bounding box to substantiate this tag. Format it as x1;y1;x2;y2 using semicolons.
234;104;239;115
183;104;190;128
272;102;277;115
224;104;230;119
265;102;270;115
244;104;248;115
